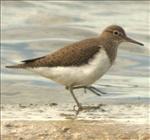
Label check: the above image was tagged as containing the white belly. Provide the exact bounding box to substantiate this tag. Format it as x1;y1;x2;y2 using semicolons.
28;49;112;86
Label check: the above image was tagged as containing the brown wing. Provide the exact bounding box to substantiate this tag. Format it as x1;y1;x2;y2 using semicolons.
6;38;101;68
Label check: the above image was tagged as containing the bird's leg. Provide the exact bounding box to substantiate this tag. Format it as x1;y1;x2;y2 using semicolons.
86;87;101;96
68;86;105;115
72;86;103;96
88;86;108;95
69;87;81;108
70;86;87;94
69;87;83;116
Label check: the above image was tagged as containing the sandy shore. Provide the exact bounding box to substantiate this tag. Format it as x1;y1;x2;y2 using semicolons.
1;103;150;140
2;120;149;140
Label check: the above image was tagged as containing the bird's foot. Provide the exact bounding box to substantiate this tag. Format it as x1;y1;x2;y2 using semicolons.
73;104;83;116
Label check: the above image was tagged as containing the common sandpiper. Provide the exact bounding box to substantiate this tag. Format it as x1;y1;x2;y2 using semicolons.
6;25;144;114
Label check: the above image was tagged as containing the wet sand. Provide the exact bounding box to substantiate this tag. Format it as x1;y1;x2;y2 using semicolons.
1;103;150;140
2;120;149;140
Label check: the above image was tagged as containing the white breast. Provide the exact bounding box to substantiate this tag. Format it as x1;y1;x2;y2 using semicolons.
28;48;111;87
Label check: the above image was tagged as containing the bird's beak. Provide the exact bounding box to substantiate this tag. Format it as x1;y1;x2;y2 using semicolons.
124;36;144;46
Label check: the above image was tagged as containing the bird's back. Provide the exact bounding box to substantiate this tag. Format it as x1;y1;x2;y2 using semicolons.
6;37;102;68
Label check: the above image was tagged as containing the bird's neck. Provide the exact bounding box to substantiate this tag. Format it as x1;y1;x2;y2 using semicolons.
98;37;119;64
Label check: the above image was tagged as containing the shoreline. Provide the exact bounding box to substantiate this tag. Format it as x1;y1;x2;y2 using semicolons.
2;120;149;140
2;103;149;122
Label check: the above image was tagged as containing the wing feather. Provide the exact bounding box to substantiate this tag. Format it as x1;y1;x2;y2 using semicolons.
6;38;101;68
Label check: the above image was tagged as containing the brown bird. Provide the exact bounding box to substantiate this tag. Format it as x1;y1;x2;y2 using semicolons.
6;25;144;113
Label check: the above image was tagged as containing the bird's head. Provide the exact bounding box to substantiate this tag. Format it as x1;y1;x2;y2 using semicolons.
101;25;144;46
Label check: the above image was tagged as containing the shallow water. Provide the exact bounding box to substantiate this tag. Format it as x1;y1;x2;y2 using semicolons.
1;1;150;105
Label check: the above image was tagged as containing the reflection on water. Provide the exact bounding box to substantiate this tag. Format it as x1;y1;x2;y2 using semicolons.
1;1;149;104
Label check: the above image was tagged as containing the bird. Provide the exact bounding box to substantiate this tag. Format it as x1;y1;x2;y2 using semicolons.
6;25;144;114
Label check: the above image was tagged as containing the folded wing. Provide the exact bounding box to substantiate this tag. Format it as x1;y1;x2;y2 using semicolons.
6;38;101;68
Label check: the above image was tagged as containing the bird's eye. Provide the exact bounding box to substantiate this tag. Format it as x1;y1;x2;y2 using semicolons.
113;30;120;36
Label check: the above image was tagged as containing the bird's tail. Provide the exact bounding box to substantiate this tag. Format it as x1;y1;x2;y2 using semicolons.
6;64;25;69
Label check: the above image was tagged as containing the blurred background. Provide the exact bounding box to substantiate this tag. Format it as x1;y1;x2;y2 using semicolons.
1;1;149;105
